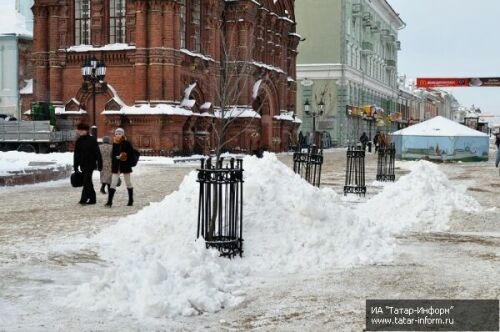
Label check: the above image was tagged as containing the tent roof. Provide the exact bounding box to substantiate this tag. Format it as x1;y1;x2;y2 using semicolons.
392;116;488;137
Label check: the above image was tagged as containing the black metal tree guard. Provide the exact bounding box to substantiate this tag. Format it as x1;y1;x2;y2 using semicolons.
376;143;396;182
197;157;244;258
293;144;323;187
344;146;366;196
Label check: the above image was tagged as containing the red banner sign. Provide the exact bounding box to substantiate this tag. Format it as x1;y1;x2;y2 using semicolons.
417;77;500;88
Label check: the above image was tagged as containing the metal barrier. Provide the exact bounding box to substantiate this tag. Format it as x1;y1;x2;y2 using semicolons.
344;146;366;196
293;145;323;187
376;143;396;182
197;157;244;258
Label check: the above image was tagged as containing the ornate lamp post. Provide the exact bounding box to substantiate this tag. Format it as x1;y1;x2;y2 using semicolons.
304;98;325;146
81;57;107;137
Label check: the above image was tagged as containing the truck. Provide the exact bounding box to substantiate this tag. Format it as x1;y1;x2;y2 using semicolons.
0;120;75;153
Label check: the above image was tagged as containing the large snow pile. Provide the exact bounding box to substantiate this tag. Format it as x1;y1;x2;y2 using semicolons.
362;161;480;233
0;151;73;176
66;154;479;319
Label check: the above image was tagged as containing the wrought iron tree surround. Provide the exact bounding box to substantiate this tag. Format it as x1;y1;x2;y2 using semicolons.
293;145;323;187
197;157;244;258
344;146;366;196
376;143;396;182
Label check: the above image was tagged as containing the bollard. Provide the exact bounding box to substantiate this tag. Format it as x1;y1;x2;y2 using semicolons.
293;144;323;187
344;146;366;196
376;143;396;182
197;157;244;258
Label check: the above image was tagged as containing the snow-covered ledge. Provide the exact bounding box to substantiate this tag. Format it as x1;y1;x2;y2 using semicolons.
64;43;136;52
274;111;302;124
102;103;193;116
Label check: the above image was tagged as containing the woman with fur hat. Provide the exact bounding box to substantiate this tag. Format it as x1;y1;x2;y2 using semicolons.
105;128;135;207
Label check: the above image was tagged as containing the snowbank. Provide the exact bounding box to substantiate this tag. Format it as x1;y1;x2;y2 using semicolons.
65;155;480;320
0;151;73;176
363;161;480;233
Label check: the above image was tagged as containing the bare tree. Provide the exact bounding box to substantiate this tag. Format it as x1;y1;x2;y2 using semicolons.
209;14;265;162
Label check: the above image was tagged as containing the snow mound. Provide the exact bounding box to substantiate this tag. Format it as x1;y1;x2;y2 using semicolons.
0;151;73;175
363;160;480;233
66;153;392;318
65;155;480;320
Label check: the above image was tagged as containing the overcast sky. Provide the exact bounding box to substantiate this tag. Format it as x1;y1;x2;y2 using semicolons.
2;0;499;120
390;0;500;121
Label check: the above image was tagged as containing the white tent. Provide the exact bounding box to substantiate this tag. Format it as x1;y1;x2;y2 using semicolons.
392;116;489;161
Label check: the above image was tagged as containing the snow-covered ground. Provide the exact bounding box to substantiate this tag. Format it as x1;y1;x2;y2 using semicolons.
0;150;498;331
0;151;73;176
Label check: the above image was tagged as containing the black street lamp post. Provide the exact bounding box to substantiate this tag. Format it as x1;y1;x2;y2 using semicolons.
81;57;107;138
303;98;325;146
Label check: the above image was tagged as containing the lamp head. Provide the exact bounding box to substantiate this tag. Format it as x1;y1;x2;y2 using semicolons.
318;100;325;115
304;99;310;114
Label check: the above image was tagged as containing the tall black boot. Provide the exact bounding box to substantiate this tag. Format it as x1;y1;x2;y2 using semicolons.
105;188;116;207
100;183;106;194
127;188;134;206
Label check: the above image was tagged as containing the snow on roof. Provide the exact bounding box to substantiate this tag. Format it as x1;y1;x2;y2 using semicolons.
65;43;136;52
251;61;285;75
274;111;297;122
180;48;214;62
0;6;32;38
102;103;193;116
393;116;488;137
192;112;215;118
179;82;197;108
19;79;33;94
179;99;196;108
252;79;262;99
214;106;261;119
106;83;127;107
55;106;87;114
200;102;212;110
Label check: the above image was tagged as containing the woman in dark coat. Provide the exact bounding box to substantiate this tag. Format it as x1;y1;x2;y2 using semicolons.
105;128;135;207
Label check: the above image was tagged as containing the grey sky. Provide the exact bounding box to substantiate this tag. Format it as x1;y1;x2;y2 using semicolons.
0;0;13;7
2;0;499;120
390;0;500;122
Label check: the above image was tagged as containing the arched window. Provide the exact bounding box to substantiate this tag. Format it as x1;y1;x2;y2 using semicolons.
75;0;90;45
109;0;126;43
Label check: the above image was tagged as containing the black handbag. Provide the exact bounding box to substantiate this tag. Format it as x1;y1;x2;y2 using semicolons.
71;171;83;187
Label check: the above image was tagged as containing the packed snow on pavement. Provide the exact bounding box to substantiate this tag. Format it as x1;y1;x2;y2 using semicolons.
0;150;491;330
54;154;478;320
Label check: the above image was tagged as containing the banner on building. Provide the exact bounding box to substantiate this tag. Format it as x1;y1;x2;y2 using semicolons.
417;77;500;88
346;105;385;118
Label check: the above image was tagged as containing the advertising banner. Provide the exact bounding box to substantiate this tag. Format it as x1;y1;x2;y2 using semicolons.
417;77;500;88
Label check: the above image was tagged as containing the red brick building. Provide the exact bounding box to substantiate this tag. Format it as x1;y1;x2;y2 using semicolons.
29;0;300;154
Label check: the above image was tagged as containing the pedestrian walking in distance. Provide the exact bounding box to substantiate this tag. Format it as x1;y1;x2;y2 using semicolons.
99;136;113;194
105;128;135;207
496;133;500;175
360;132;369;151
73;123;103;205
373;131;381;152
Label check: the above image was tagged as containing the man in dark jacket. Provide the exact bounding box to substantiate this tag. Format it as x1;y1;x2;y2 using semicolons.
73;123;103;205
360;132;369;151
373;131;381;152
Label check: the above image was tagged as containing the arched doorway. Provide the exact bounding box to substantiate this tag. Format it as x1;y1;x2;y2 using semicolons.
253;80;279;151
